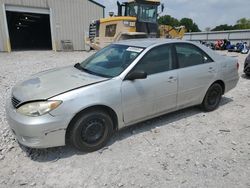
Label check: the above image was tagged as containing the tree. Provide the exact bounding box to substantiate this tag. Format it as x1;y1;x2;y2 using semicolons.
158;15;180;27
192;23;201;32
234;18;250;29
180;18;201;32
211;18;250;31
211;24;235;31
158;15;201;32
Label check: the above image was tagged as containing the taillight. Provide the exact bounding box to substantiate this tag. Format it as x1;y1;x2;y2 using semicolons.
237;62;239;70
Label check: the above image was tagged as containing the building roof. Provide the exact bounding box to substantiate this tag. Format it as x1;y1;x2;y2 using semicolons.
88;0;105;8
185;29;250;35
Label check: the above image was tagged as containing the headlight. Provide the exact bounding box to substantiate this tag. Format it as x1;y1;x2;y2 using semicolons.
129;22;135;27
123;21;129;26
123;21;135;27
17;101;62;117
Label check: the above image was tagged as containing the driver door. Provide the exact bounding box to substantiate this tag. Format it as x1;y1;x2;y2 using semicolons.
121;44;178;125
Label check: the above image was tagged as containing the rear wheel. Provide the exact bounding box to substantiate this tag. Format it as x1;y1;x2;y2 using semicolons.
201;83;223;112
69;110;113;152
244;65;250;76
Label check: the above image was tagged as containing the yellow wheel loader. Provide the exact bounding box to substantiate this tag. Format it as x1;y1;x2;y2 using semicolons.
85;0;185;50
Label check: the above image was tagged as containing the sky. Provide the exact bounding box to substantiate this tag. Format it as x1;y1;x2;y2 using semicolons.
94;0;250;31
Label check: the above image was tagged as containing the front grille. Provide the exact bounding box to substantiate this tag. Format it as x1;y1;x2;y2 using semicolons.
89;20;100;41
12;96;21;108
89;22;97;40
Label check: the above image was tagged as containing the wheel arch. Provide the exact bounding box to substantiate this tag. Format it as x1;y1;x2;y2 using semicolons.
65;105;119;141
212;80;225;94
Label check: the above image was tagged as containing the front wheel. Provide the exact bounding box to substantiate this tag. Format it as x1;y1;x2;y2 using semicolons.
69;110;113;152
201;83;223;112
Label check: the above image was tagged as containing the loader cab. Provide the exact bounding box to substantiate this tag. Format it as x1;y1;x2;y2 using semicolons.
117;0;160;35
128;2;157;23
117;1;159;22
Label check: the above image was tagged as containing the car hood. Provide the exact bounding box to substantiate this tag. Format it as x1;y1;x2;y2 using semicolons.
12;66;108;102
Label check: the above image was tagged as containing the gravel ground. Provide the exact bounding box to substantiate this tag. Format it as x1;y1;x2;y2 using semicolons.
0;50;249;188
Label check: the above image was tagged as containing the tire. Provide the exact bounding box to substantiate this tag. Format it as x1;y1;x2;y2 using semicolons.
201;83;223;112
85;44;91;52
69;109;113;152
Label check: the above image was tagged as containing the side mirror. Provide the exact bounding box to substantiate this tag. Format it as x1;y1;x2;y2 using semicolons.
125;70;147;81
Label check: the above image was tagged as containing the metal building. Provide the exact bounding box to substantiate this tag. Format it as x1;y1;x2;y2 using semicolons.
0;0;104;52
184;29;250;46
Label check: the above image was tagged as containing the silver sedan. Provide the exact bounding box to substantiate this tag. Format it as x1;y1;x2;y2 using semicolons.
6;39;239;152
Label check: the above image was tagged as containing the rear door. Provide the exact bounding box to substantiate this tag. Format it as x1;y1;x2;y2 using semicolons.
174;43;218;109
121;44;178;124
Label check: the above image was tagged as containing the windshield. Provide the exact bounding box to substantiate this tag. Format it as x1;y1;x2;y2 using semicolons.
138;4;157;23
78;44;144;78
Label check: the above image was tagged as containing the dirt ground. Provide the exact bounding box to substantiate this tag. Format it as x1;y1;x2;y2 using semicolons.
0;50;249;188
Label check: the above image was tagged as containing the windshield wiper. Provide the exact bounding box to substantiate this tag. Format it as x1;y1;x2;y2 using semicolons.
74;63;83;70
74;63;93;73
74;63;93;74
74;63;111;78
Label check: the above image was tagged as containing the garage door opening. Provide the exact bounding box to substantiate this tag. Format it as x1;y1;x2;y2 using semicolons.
6;11;52;50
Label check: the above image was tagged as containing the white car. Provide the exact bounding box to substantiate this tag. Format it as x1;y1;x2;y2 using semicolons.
6;39;239;152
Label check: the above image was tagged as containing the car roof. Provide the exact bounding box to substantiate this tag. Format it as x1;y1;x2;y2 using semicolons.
114;38;226;61
114;38;183;48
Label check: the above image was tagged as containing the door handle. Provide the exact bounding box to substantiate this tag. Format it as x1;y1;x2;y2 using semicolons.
168;76;177;83
208;67;215;73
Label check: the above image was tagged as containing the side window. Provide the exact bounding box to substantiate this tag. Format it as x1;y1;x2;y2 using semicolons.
175;44;213;68
133;45;173;75
105;24;116;37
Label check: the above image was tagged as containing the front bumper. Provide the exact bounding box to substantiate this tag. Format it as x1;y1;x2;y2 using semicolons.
5;101;71;148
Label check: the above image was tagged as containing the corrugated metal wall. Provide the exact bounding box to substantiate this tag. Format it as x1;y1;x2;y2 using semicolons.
0;0;104;52
184;30;250;46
